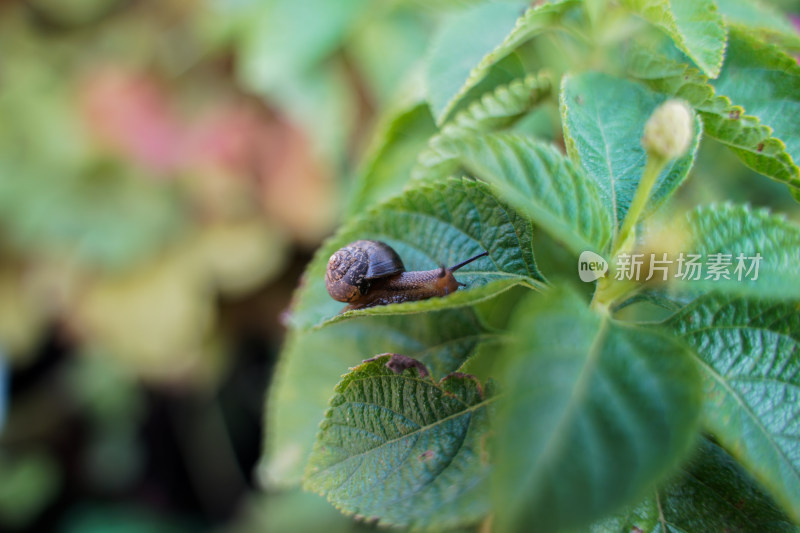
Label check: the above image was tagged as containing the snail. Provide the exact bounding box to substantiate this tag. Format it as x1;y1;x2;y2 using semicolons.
325;240;489;311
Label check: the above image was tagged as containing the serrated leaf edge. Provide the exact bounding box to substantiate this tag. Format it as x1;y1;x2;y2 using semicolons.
437;0;578;125
629;45;800;192
623;0;728;78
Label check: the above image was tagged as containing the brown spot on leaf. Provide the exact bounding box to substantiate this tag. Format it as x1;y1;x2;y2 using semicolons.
419;450;435;462
631;527;644;533
384;353;429;378
729;109;740;120
757;142;765;152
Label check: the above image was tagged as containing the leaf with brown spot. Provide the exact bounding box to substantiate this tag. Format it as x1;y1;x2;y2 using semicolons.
304;354;494;530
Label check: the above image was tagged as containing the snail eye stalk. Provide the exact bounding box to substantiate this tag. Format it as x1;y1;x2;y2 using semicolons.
448;251;489;272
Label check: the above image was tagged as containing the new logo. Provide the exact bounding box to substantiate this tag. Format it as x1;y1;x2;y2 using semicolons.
578;251;608;282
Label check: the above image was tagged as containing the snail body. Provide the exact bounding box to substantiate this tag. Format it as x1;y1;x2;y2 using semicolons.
325;240;488;311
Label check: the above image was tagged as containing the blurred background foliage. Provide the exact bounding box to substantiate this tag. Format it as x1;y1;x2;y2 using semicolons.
0;0;798;532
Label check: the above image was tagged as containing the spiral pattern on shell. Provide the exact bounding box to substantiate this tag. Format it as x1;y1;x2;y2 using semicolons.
324;240;405;303
325;245;369;302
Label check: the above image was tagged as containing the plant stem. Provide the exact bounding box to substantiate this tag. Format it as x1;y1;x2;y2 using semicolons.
613;153;667;257
592;153;668;311
590;276;636;313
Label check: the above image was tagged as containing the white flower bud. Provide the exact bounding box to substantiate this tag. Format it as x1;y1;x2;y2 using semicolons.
641;99;693;160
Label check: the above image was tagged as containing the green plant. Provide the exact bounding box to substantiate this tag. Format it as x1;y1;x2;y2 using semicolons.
261;0;800;531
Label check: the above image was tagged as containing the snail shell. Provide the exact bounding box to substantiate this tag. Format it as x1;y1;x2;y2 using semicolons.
325;240;405;303
325;239;488;311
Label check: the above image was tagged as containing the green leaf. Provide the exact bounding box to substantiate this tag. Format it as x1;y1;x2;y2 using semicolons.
346;101;438;216
673;204;800;299
442;70;554;137
715;0;800;53
591;438;800;533
712;29;800;191
414;71;553;180
442;52;529;127
621;0;727;78
668;293;800;522
628;46;800;195
560;71;702;229
494;286;702;533
426;0;577;124
424;1;529;123
261;308;496;487
286;177;542;330
304;354;493;529
418;133;613;256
